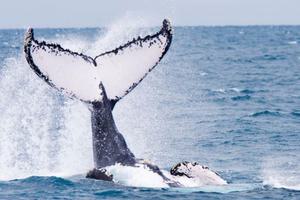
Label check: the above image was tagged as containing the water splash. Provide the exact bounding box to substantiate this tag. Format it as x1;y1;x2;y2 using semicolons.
0;56;93;180
88;15;151;56
262;155;300;191
0;18;151;180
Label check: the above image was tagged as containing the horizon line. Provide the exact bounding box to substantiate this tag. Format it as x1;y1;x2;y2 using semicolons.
1;23;300;30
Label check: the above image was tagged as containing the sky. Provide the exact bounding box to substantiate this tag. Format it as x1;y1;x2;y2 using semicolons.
0;0;300;28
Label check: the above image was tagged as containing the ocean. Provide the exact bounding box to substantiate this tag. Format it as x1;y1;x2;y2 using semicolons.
0;23;299;199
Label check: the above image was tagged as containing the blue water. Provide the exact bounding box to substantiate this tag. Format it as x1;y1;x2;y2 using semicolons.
0;25;300;199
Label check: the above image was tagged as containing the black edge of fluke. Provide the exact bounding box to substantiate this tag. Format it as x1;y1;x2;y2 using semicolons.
24;27;51;84
24;27;96;66
23;27;97;102
24;28;68;98
94;18;173;60
121;19;173;101
24;28;34;45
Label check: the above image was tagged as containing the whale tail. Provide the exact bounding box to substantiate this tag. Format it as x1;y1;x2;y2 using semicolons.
24;19;172;109
24;19;172;168
91;82;136;168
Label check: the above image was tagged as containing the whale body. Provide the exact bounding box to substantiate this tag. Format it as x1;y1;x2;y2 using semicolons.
23;19;227;187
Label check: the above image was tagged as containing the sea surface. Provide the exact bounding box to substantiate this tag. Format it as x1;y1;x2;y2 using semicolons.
0;23;299;199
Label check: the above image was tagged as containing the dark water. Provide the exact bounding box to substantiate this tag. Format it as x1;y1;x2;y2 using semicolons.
0;26;299;199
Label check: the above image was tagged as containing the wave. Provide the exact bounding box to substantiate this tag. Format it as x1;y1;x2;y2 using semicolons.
291;111;300;117
253;54;286;61
251;110;281;117
231;95;251;101
225;54;287;64
94;189;126;197
208;88;257;102
2;175;259;196
210;88;240;94
210;88;256;95
240;89;255;94
13;176;75;187
224;57;254;64
229;88;241;93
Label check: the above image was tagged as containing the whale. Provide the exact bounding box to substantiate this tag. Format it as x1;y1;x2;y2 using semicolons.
23;19;227;187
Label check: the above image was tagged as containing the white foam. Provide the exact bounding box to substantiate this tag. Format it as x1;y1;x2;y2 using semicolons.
264;175;300;191
0;57;93;180
89;16;150;55
168;183;258;194
199;72;207;76
0;19;158;181
287;41;298;45
229;87;241;92
262;156;300;191
105;164;169;188
213;88;226;93
212;88;241;93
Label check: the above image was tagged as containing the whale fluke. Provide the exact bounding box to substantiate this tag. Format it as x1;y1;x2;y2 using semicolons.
24;20;172;108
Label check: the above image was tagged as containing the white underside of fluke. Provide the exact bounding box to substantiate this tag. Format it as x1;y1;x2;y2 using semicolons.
95;35;168;101
24;20;172;102
30;45;99;101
